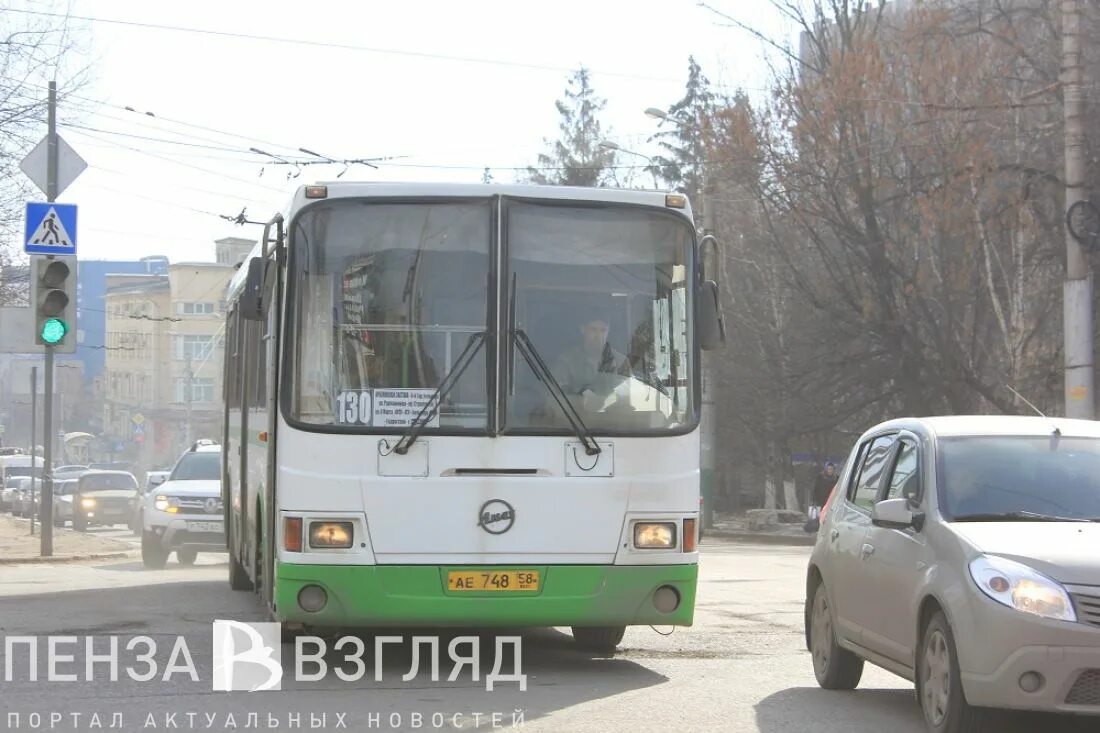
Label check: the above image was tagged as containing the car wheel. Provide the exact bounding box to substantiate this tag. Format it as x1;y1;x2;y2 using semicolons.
176;549;198;566
571;626;626;653
53;513;63;527
809;582;864;689
73;516;87;532
141;531;169;569
918;611;994;733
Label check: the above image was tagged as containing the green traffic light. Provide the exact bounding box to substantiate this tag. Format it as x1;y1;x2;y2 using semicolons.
41;318;67;344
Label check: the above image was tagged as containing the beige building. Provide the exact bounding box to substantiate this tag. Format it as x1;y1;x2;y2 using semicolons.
103;257;238;474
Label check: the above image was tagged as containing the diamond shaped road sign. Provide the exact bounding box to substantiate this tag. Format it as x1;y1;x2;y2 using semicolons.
19;134;87;197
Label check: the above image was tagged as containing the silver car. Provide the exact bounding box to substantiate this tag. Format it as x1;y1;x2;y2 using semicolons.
806;416;1100;732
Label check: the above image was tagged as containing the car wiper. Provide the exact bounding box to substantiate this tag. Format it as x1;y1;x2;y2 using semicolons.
952;511;1096;523
392;331;486;455
512;328;601;456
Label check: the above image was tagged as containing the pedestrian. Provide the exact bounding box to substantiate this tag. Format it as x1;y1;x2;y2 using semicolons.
804;462;838;533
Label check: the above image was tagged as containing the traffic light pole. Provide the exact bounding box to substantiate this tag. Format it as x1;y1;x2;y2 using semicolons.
40;80;58;556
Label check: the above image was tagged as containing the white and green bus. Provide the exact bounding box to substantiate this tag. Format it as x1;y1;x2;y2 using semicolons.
222;182;722;651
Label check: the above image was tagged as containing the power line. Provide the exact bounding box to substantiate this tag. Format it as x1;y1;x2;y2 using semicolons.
7;8;688;84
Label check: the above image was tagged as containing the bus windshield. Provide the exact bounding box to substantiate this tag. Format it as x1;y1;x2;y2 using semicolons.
505;202;695;433
289;200;491;430
285;197;695;435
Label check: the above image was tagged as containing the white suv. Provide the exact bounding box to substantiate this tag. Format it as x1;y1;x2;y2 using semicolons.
141;441;224;569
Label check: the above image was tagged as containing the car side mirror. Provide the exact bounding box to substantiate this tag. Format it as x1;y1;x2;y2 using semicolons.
872;497;923;531
697;280;725;351
239;257;267;321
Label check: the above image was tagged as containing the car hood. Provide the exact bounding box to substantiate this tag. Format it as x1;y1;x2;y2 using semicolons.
951;522;1100;585
153;479;220;498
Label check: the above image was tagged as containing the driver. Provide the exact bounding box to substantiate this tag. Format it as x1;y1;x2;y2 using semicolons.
551;316;632;407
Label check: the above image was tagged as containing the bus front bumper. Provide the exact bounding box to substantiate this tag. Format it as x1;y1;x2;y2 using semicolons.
274;563;697;627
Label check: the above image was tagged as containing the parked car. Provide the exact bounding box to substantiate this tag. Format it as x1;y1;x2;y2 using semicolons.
70;470;140;531
13;480;40;519
805;415;1100;732
142;441;224;568
3;476;31;514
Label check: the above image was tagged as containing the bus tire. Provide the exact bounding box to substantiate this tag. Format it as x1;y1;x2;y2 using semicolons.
229;549;254;591
571;626;625;653
141;532;168;569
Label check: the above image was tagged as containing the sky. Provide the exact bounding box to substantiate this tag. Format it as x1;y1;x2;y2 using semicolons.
8;0;792;264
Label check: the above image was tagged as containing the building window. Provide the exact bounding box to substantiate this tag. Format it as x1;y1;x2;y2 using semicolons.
174;334;216;361
177;302;217;315
176;377;215;404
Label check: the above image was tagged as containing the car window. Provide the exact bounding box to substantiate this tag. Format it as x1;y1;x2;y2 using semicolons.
850;435;895;510
80;474;138;491
170;451;221;481
885;440;920;503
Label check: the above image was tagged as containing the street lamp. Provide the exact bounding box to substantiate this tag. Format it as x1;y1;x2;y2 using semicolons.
598;140;659;189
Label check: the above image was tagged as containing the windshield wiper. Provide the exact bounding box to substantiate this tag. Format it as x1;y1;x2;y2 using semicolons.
512;328;601;456
392;331;486;455
952;511;1096;523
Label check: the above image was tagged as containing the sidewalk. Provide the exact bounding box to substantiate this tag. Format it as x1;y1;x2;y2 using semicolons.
0;515;134;563
704;513;818;546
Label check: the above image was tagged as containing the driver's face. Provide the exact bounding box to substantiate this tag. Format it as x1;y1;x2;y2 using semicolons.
581;320;609;354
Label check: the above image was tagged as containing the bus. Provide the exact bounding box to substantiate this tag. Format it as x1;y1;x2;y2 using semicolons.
221;182;722;651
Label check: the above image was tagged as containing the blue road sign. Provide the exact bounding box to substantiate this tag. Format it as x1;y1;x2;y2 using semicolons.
24;202;77;255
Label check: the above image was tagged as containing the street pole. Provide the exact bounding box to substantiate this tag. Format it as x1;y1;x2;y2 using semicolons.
29;367;36;537
40;80;58;556
1063;0;1095;419
185;352;193;448
700;168;717;530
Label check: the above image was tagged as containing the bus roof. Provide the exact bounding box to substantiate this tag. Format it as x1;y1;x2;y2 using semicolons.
225;182;695;303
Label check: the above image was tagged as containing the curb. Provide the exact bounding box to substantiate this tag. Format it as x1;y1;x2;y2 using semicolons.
703;529;817;546
0;551;133;565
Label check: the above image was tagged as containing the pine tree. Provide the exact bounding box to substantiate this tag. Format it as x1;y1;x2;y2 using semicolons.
650;57;714;197
527;67;616;187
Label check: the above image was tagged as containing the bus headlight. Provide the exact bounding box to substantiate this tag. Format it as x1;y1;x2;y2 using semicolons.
154;496;179;513
634;522;677;549
309;522;353;549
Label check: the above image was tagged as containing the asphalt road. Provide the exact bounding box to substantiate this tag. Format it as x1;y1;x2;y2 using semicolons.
0;538;1095;732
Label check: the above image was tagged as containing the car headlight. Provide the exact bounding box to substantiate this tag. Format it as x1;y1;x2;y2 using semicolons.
969;555;1076;622
153;496;180;513
79;497;96;509
634;522;677;549
309;521;353;549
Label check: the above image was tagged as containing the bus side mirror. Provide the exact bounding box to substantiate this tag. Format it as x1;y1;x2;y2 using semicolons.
240;258;266;321
698;280;725;351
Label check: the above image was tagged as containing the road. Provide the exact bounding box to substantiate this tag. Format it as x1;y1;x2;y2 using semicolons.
0;537;1095;732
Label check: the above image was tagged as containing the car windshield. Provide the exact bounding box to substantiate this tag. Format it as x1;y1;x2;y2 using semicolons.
80;474;137;491
941;436;1100;520
170;452;220;481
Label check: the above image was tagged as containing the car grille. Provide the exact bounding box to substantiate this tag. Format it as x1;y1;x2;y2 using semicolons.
1066;669;1100;706
176;497;223;515
94;497;131;511
1070;588;1100;628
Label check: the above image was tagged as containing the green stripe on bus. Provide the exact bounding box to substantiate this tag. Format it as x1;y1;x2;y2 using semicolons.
273;563;697;627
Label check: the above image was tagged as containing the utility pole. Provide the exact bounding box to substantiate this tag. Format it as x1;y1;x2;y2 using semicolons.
700;168;717;531
1063;0;1095;419
40;80;58;556
29;367;36;537
185;352;193;447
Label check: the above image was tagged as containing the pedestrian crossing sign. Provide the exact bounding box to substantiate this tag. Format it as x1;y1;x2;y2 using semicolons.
24;202;78;255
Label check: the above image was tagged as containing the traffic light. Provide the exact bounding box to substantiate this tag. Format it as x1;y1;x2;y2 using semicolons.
31;254;77;353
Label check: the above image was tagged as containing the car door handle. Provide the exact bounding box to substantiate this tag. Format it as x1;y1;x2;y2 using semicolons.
861;543;875;559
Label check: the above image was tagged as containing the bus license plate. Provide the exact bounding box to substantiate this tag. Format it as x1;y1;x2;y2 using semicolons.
447;570;540;592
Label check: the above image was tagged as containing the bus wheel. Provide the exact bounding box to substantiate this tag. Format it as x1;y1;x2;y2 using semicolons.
571;626;626;653
229;550;254;591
